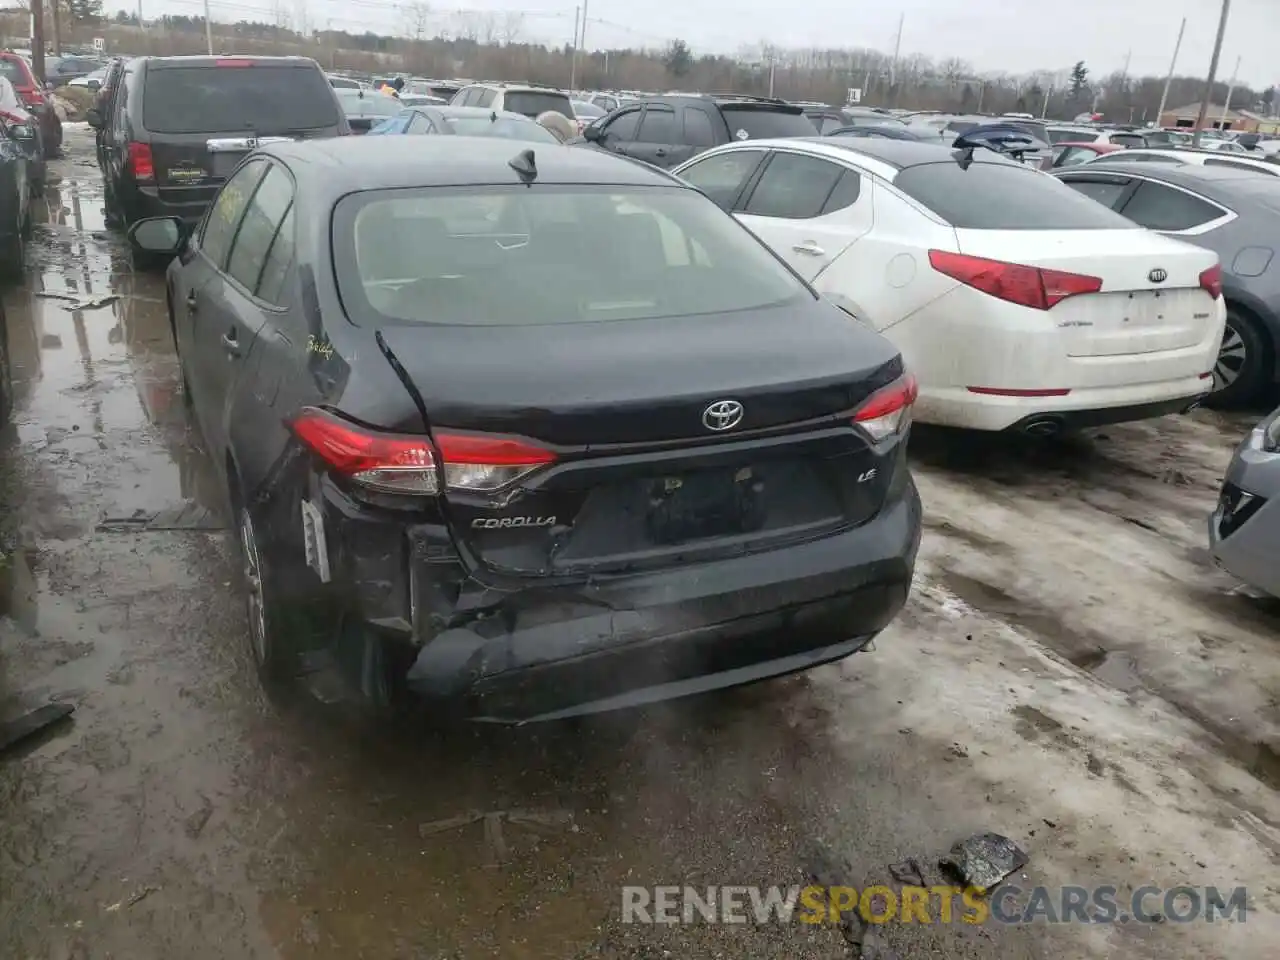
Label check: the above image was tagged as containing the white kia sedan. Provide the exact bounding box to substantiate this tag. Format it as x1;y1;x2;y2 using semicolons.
674;138;1225;433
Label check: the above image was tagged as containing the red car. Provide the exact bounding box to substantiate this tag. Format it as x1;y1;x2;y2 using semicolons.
0;52;64;158
1042;141;1124;170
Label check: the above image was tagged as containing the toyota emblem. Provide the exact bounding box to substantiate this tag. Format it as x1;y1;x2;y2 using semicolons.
702;399;744;432
1148;268;1168;283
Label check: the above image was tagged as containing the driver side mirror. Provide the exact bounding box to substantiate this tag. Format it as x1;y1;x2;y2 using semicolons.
129;217;185;256
85;108;103;129
583;123;604;143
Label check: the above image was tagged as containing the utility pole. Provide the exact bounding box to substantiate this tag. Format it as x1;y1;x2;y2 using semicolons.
203;0;214;54
578;0;589;90
1041;85;1051;119
1220;55;1241;127
568;6;579;91
29;0;45;85
51;0;62;56
1192;0;1231;147
137;0;143;27
1156;17;1186;126
888;12;904;105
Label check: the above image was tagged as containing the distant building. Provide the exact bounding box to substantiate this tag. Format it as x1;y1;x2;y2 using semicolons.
1157;102;1280;133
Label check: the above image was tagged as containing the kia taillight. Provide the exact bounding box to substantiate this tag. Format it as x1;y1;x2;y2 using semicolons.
1199;263;1223;299
929;250;1102;310
289;407;557;496
852;373;918;442
127;142;154;181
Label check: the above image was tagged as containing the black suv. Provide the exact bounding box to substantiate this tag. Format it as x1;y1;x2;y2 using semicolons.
89;55;347;233
578;95;816;169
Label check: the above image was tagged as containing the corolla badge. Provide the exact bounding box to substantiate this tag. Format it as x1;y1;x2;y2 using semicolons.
702;399;745;431
1148;268;1168;283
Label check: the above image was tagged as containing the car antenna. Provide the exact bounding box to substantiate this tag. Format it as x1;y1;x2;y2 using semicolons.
509;148;537;184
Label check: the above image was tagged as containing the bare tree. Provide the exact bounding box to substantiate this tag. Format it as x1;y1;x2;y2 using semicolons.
401;1;430;42
496;11;524;45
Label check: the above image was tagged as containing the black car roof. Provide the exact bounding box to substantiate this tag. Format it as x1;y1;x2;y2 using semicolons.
805;137;1017;169
262;136;686;191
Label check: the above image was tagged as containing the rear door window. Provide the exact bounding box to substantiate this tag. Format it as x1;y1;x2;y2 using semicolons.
602;108;641;141
719;107;816;140
474;89;497;108
225;164;295;300
636;106;678;144
1059;177;1131;208
502;91;573;118
742;152;846;219
682;107;718;147
676;150;766;210
199;159;268;267
1118;181;1225;231
895;161;1137;228
141;63;340;134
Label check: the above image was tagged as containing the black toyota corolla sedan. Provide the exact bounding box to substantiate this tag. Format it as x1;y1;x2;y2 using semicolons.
130;136;922;723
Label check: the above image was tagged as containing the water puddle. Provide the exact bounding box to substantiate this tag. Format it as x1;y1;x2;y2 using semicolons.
1069;648;1145;694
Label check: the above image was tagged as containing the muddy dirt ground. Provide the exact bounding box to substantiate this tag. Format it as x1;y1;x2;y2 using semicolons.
1;128;1278;960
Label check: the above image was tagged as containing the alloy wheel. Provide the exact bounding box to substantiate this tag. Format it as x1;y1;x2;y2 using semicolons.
239;508;268;664
1214;322;1247;392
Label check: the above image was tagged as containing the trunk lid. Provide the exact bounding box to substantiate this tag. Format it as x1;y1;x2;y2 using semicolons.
954;227;1220;357
376;303;905;577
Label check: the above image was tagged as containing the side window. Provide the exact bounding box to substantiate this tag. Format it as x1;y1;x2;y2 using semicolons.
226;164;295;301
475;89;496;108
199;159;268;269
677;150;766;210
457;87;478;106
821;169;862;214
682;107;717;147
603;108;642;141
818;116;846;135
636;107;678;144
256;207;296;308
1119;181;1223;231
1055;146;1090;167
742;152;846;219
592;96;616;112
407;113;434;134
1061;177;1130;208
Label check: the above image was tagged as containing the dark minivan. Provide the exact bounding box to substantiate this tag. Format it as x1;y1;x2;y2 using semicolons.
89;55;347;232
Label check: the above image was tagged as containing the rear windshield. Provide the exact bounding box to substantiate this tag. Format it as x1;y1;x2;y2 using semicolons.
339;92;402;117
0;58;29;85
894;161;1138;229
443;116;559;142
334;185;811;326
142;64;341;134
1111;133;1147;148
503;91;573;118
1048;128;1088;144
720;107;816;140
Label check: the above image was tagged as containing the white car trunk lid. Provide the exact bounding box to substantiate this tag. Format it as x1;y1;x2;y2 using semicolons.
955;228;1220;357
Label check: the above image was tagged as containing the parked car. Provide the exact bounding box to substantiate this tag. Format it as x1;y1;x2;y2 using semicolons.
675;138;1223;433
1054;163;1280;405
1044;141;1124;169
449;82;575;122
0;114;32;284
326;74;362;90
43;54;108;88
89;54;347;243
1047;126;1149;148
1080;147;1280;177
68;67;109;92
1209;406;1280;598
0;51;62;157
367;106;559;143
796;104;904;135
909;115;1052;167
334;88;403;133
589;91;640;113
826;123;925;141
0;76;44;197
397;94;448;108
406;79;464;101
1144;129;1194;147
569;99;605;133
127;135;921;720
578;94;816;169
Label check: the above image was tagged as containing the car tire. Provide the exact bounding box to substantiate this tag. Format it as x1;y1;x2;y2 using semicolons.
1208;307;1269;408
233;491;299;687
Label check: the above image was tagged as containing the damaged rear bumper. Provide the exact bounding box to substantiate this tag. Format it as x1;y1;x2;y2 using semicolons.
316;475;921;723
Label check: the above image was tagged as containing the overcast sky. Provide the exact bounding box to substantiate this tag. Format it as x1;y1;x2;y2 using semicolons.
112;0;1277;89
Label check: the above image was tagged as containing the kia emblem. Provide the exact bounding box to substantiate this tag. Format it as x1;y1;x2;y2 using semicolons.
1148;268;1168;283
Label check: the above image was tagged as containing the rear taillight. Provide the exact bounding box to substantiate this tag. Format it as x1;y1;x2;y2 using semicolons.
19;87;44;106
929;250;1102;311
853;373;918;442
127;142;154;181
289;407;557;496
1199;263;1223;299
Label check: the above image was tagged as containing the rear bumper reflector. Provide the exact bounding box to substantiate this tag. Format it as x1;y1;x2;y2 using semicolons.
966;387;1072;397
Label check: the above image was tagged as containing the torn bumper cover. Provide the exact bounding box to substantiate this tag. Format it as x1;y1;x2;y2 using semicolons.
407;488;921;723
